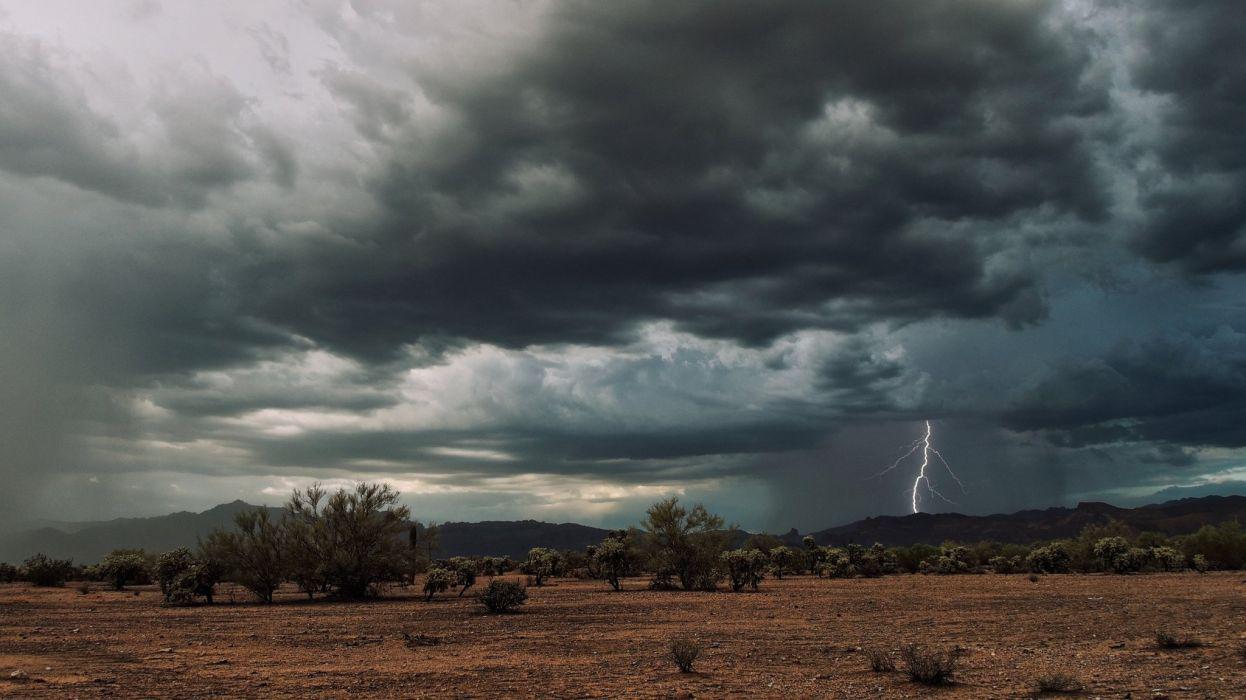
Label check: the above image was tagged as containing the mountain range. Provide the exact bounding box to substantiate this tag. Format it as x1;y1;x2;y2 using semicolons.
2;495;1245;565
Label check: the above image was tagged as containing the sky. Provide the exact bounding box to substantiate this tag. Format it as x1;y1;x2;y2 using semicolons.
1;0;1244;532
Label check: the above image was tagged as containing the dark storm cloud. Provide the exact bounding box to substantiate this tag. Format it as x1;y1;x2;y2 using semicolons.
1005;327;1246;448
263;0;1108;360
1130;0;1246;272
0;30;291;208
4;0;1246;526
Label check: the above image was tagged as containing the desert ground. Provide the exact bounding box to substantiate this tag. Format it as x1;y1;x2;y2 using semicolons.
1;573;1244;698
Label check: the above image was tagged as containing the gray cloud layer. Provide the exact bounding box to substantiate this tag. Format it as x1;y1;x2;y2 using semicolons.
1;0;1244;530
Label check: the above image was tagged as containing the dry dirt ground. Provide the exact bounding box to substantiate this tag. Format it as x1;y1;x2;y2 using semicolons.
1;573;1245;698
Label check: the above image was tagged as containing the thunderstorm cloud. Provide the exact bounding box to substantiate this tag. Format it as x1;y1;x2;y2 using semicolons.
1;0;1244;530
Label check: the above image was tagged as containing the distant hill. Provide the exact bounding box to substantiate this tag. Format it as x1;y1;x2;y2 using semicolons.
0;501;608;564
805;495;1246;546
3;495;1245;565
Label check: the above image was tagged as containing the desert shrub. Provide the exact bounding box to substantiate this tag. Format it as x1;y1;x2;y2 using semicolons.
648;566;679;590
1155;629;1202;649
823;543;894;578
934;545;971;574
768;546;799;579
448;557;478;597
0;562;17;583
1093;537;1143;574
1191;554;1209;572
21;553;74;587
1035;671;1082;693
1026;543;1071;574
891;543;941;573
863;647;895;672
721;549;767;592
153;548;194;596
478;579;528;612
479;556;510;577
522;547;564;586
165;559;219;606
823;548;853;578
900;644;959;685
668;637;702;673
422;567;453;601
593;534;639;591
203;508;285;603
989;555;1023;574
642;497;732;591
802;535;822;574
1150;546;1184;571
97;549;151;590
1177;521;1246;570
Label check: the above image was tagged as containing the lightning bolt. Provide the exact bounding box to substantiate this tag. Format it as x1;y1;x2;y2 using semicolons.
874;420;964;513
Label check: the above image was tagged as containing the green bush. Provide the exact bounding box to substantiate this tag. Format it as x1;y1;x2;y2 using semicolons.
721;549;767;592
448;557;478;597
98;549;151;590
477;579;527;612
1026;543;1071;574
422;567;453;601
165;560;219;606
21;553;74;587
0;562;18;583
154;548;195;596
768;546;799;579
521;548;564;586
592;535;639;591
988;555;1023;574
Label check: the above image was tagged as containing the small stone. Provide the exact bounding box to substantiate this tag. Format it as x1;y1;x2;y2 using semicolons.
9;670;27;680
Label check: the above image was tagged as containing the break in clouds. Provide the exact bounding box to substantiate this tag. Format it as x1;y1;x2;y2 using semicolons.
1;0;1244;530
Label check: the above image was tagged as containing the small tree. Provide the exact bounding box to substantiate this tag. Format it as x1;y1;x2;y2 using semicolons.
642;497;733;591
98;549;151;590
0;562;17;583
318;483;411;598
592;533;638;591
153;548;195;596
768;546;799;579
448;557;478;597
283;484;331;599
204;508;286;603
721;548;766;591
423;567;453;601
802;535;823;575
522;547;563;586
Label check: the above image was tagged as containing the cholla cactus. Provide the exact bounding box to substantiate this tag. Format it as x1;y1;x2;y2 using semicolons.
720;549;766;591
